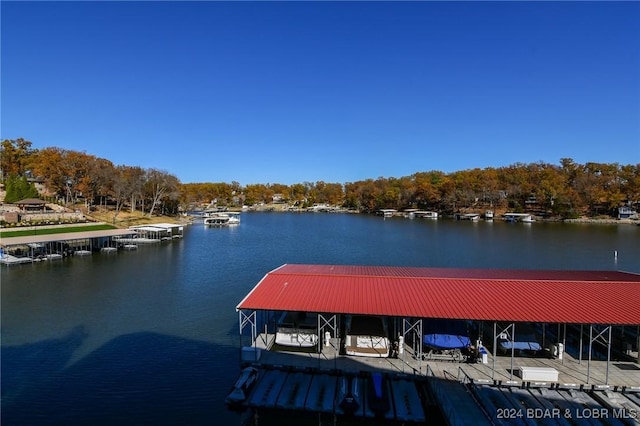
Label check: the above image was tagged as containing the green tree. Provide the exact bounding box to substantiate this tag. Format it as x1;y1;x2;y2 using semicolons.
4;175;39;203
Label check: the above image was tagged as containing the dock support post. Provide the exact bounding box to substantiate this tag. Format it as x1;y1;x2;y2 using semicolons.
606;326;611;385
562;323;567;365
579;324;583;364
239;310;258;348
318;314;338;356
493;322;516;382
492;322;496;381
510;323;515;381
587;325;612;385
402;318;422;373
587;325;592;384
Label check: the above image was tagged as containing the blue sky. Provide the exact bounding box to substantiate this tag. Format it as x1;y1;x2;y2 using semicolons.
2;1;639;185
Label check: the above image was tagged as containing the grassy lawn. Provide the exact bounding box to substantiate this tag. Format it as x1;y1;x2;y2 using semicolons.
0;224;117;237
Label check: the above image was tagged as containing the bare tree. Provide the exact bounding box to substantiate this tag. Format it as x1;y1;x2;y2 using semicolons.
144;168;180;217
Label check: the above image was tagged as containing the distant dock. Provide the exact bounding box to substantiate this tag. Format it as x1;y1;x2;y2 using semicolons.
1;224;184;265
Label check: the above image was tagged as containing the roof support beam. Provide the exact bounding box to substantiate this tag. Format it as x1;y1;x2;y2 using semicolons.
317;313;338;354
587;324;612;385
402;318;422;373
493;322;516;381
238;310;257;348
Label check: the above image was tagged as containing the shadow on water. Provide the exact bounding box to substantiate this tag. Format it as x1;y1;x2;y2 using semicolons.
2;326;88;406
2;330;242;426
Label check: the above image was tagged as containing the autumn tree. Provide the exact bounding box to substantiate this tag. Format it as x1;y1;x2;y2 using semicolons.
110;165;133;222
243;184;269;206
412;171;439;210
1;138;34;179
28;147;71;200
289;183;307;206
620;164;640;206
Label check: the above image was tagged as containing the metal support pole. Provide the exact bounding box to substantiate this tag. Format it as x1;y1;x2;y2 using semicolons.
492;322;497;381
587;325;592;384
562;323;567;365
510;323;515;381
606;326;611;385
579;324;583;364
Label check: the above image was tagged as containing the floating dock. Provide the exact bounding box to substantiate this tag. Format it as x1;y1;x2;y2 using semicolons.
241;367;432;424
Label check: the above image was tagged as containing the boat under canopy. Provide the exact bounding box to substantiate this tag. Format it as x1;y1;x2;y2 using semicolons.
275;311;318;348
423;319;472;350
422;318;472;362
497;323;542;354
344;315;390;358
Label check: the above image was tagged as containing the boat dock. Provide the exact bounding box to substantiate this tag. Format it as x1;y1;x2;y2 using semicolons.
240;365;433;424
246;332;640;386
236;338;640;424
232;265;640;425
0;225;184;265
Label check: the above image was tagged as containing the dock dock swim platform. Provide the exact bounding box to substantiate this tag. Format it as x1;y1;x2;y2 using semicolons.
232;264;640;424
238;366;432;424
234;348;640;425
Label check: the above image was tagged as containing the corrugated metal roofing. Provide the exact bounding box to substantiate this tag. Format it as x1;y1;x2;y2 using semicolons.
236;264;640;325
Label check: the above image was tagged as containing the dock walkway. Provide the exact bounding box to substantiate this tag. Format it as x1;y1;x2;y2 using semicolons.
249;335;640;388
236;335;640;425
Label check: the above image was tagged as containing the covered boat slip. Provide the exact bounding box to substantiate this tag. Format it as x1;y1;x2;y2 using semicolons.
274;311;319;348
128;223;184;240
234;264;640;423
0;229;138;264
422;318;473;362
344;315;391;358
237;265;640;379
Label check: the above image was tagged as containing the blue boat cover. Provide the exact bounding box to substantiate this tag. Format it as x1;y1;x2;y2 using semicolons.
498;341;542;351
423;333;471;349
422;319;471;349
498;325;542;351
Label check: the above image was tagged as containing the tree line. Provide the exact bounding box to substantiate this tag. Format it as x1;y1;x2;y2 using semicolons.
1;138;180;221
2;138;639;218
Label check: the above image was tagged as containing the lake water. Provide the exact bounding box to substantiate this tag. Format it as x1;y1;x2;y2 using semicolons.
2;213;639;425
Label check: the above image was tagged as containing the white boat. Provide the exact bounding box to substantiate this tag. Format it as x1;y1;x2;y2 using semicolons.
74;250;92;256
204;212;240;227
45;253;63;260
225;366;259;407
415;211;438;219
378;209;396;218
521;214;535;223
101;247;117;253
484;210;494;220
226;212;241;225
455;213;480;221
275;312;318;348
344;315;390;358
504;213;535;223
204;215;230;226
122;244;137;250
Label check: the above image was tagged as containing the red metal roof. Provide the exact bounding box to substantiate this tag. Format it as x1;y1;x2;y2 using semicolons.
236;264;640;325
